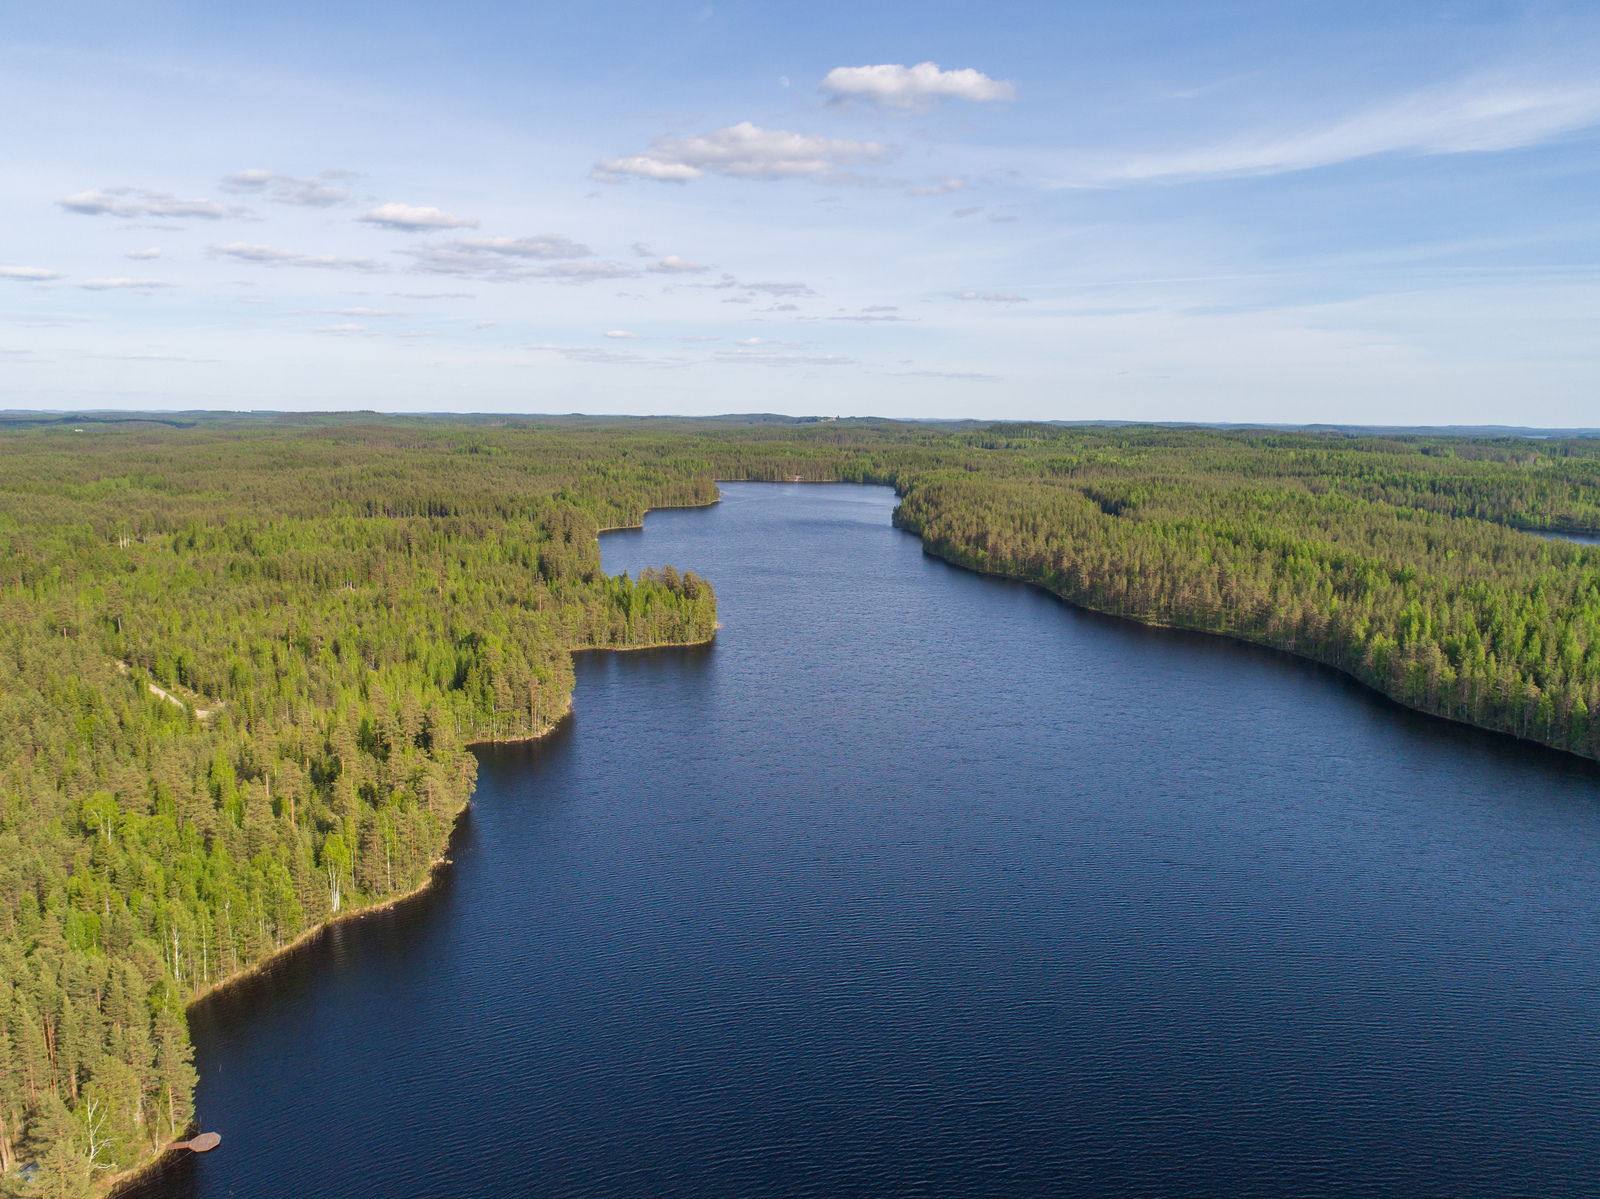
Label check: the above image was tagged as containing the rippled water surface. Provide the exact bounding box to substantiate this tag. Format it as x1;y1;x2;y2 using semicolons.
141;483;1600;1198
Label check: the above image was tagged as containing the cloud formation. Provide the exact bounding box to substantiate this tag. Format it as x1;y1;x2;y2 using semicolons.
958;291;1026;302
0;266;63;282
1083;78;1600;184
820;63;1015;109
908;177;966;196
402;237;628;282
221;170;350;206
451;235;592;259
58;188;243;219
211;243;387;272
647;255;710;274
125;248;161;260
79;278;175;290
359;203;479;231
595;122;890;182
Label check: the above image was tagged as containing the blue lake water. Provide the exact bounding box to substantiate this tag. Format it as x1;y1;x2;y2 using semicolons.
137;483;1600;1197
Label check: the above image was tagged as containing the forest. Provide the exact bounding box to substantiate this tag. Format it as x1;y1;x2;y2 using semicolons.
1;414;1597;1195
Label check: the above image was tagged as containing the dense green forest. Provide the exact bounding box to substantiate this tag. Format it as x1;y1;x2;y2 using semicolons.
1;415;1598;1195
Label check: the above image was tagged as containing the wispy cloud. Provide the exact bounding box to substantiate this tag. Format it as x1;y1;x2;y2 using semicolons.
125;248;161;260
820;63;1015;110
744;280;815;297
79;278;175;290
647;255;710;274
359;203;479;231
59;188;245;219
908;177;966;196
0;266;63;282
402;238;629;282
221;170;349;206
452;235;592;259
211;242;387;272
604;330;641;339
527;343;690;367
311;323;370;336
894;369;998;380
595;122;891;182
958;290;1026;302
1079;77;1600;185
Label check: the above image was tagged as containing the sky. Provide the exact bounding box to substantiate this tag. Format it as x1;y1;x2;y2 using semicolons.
3;0;1599;424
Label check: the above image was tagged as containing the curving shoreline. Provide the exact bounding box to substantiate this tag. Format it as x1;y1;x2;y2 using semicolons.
108;503;721;1195
911;533;1600;769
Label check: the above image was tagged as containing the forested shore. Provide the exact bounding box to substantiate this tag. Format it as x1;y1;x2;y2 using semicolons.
0;426;716;1195
1;415;1598;1195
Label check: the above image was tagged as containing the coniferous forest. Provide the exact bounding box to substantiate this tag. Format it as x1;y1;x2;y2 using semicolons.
1;414;1598;1194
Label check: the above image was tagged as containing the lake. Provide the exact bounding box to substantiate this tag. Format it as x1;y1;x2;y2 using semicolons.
134;483;1600;1197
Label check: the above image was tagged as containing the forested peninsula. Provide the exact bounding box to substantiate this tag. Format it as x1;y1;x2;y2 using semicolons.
1;414;1598;1195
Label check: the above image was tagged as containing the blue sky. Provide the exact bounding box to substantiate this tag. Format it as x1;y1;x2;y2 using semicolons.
4;0;1598;423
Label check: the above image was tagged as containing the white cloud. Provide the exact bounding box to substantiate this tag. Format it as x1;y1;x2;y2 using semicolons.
79;278;175;290
594;122;890;182
311;324;369;336
473;320;496;329
211;242;387;272
214;243;299;264
0;266;63;282
221;170;349;206
324;307;402;316
541;263;635;280
402;240;631;282
647;255;710;274
1081;78;1600;185
359;203;479;231
894;369;998;380
820;63;1015;109
451;235;592;259
604;330;641;339
958;291;1026;302
58;188;243;219
125;247;162;260
398;331;435;339
908;177;967;196
744;280;815;297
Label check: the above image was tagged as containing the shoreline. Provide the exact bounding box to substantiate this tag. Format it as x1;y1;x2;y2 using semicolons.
108;495;721;1195
106;704;579;1197
597;494;721;534
572;625;720;655
105;812;473;1196
911;534;1600;769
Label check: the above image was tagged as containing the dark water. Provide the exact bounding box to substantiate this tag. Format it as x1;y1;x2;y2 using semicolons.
138;483;1600;1198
